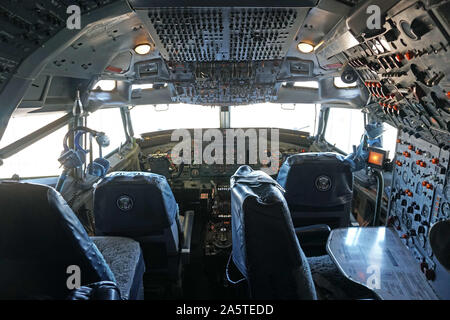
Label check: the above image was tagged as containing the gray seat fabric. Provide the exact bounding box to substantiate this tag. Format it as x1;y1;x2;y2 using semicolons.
91;236;145;300
307;255;378;300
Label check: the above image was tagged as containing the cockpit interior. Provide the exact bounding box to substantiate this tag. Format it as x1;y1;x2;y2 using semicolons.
0;0;449;303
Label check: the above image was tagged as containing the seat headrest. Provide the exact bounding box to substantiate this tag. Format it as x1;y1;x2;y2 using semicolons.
94;172;178;236
277;152;353;208
230;165;317;299
231;164;285;190
0;182;115;299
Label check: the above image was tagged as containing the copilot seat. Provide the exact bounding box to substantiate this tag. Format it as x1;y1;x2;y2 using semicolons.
277;152;353;229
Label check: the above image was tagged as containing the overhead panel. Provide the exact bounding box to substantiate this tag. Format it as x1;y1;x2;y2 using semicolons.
0;0;118;93
139;7;305;62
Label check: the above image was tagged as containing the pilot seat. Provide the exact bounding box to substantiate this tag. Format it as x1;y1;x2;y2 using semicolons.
277;152;353;229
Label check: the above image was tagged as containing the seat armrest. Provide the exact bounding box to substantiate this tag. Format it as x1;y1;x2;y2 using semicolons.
295;224;331;257
180;211;195;262
67;281;122;300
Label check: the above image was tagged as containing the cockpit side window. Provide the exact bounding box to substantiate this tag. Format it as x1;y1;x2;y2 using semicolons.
324;107;365;154
380;122;398;161
0;113;67;179
87;108;127;158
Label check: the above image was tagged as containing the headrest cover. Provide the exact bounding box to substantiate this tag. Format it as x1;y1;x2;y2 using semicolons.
231;164;285;191
277;152;353;208
0;182;115;299
94;171;178;236
230;165;317;299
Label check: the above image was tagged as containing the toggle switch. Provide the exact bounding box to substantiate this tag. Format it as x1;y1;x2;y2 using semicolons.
405;51;415;60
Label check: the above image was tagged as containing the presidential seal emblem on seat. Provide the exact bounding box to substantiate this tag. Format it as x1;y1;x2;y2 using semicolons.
117;195;134;212
315;175;332;192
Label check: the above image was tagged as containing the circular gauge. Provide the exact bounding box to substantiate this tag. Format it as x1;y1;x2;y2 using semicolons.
422;204;429;217
441;202;450;217
212;223;232;249
402;171;409;184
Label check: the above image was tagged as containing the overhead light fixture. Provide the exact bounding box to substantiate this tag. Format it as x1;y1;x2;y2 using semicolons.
93;80;116;91
297;42;314;54
334;77;357;88
293;81;319;89
134;44;152;55
132;83;154;90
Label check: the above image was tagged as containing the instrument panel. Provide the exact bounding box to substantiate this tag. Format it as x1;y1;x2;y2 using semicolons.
339;1;449;147
388;130;450;298
330;0;450;300
205;184;233;256
142;147;308;181
138;128;312;181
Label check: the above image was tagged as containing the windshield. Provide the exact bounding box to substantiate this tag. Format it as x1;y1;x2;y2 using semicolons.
130;103;318;136
0;113;67;179
1;103;319;178
130;104;221;135
231;103;318;133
